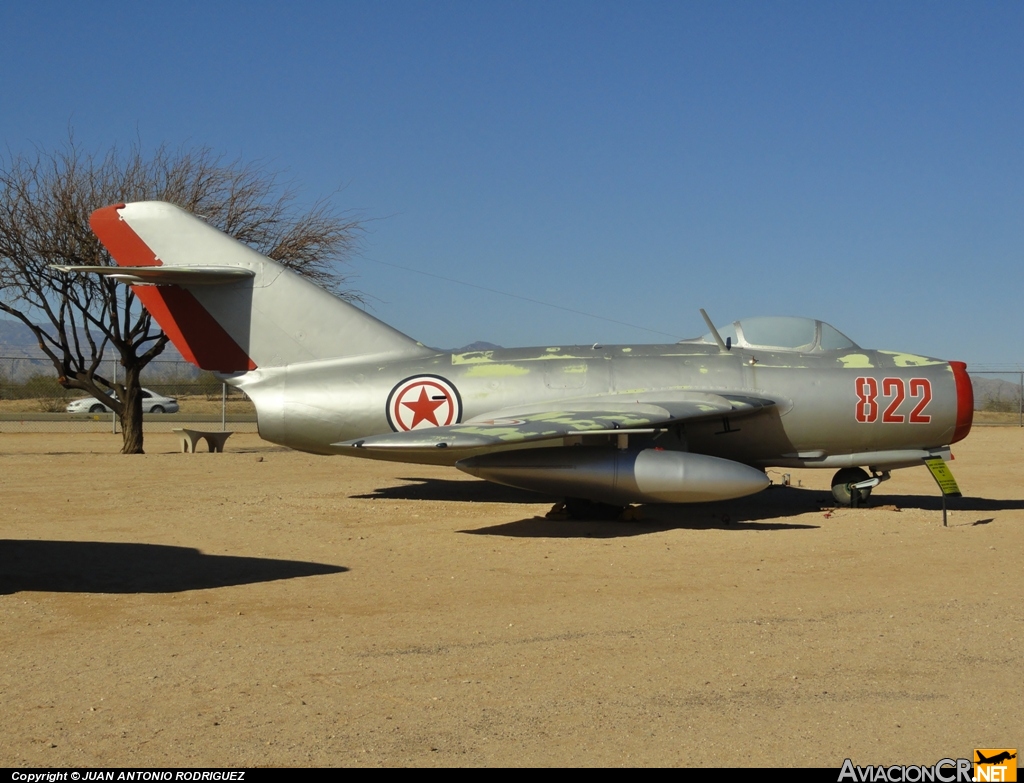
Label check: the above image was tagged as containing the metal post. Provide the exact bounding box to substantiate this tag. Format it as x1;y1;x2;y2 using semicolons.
111;357;117;434
221;383;227;432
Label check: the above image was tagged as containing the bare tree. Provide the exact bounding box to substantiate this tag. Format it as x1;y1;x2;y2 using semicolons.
0;135;363;453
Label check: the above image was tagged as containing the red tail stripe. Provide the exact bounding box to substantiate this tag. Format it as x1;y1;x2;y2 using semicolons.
89;205;257;372
90;204;161;266
132;286;257;372
950;361;973;444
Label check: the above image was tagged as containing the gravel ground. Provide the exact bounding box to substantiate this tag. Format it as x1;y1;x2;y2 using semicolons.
1;428;1020;767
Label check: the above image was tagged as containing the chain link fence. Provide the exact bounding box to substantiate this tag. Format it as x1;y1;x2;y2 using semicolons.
970;368;1024;427
0;356;257;433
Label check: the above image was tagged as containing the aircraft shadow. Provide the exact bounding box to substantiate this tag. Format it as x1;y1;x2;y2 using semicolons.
863;493;1024;512
353;477;557;504
458;486;1024;538
462;485;824;537
0;540;347;595
461;516;821;539
356;478;1024;538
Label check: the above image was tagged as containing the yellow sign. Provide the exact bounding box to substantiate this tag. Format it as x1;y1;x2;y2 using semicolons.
974;749;1017;782
924;457;962;497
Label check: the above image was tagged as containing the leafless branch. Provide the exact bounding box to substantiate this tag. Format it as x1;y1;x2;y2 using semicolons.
0;132;364;452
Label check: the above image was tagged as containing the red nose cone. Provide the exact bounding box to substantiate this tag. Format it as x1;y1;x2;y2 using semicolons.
950;361;973;443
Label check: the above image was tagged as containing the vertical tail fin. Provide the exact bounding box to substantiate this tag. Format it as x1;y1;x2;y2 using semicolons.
90;201;433;371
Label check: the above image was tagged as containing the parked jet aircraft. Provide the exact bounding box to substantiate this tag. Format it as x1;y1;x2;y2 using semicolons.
73;201;973;517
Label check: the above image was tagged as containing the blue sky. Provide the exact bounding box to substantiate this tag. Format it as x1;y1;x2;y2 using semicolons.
1;1;1021;364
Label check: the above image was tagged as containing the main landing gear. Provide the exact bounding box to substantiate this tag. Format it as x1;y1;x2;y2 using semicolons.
830;468;890;506
544;498;627;520
562;497;626;520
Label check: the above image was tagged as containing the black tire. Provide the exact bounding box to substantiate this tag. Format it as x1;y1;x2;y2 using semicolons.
831;467;871;506
89;404;105;413
150;405;165;414
563;497;625;520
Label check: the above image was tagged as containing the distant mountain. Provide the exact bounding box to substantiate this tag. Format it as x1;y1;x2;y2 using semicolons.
971;375;1022;412
0;318;44;358
0;318;185;363
447;341;502;353
426;341;503;353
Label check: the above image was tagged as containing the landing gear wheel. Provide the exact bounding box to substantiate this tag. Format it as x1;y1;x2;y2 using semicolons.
563;497;626;520
831;467;871;506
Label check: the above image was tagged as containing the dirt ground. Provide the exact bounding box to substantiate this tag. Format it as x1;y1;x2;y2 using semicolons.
1;427;1020;767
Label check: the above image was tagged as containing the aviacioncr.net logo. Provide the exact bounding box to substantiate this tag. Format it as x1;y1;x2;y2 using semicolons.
838;758;973;782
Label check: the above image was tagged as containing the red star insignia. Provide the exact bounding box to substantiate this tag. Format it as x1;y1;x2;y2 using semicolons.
402;387;446;428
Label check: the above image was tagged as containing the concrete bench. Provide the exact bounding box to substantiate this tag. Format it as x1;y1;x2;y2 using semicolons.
173;428;233;453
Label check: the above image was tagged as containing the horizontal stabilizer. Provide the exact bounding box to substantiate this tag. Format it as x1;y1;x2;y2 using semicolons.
51;265;255;285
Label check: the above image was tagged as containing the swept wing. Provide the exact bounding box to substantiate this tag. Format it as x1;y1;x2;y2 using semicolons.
337;390;775;452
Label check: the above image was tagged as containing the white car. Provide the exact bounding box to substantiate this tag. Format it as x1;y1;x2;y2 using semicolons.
66;388;180;414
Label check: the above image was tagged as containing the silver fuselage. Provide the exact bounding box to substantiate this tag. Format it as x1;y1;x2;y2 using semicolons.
229;341;966;470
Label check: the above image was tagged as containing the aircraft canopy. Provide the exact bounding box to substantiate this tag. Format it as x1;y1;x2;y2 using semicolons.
684;316;859;353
